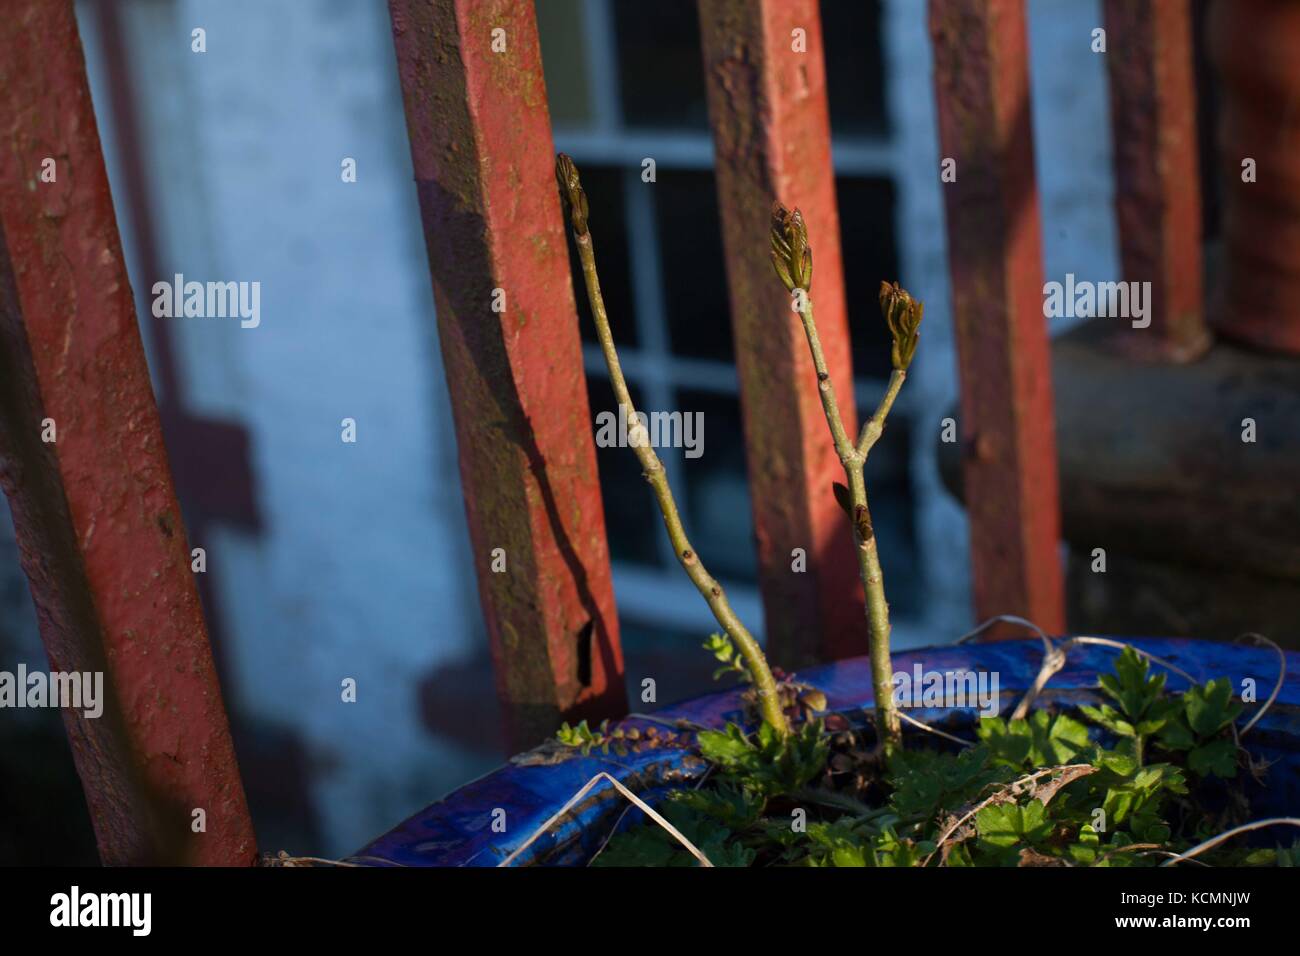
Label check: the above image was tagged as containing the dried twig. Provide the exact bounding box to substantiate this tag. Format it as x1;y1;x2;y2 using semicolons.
1095;842;1163;865
955;614;1052;649
588;764;714;865
896;709;974;748
266;851;365;867
923;764;1095;867
1158;817;1300;867
500;770;713;868
1234;632;1286;738
1003;627;1202;721
1067;636;1199;686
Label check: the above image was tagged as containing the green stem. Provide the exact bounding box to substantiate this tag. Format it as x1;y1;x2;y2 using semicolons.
857;369;906;458
851;474;901;752
795;298;857;467
573;229;789;738
796;297;902;753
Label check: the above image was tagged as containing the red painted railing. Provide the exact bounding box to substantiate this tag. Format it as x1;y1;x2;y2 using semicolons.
1103;0;1208;361
929;0;1067;636
0;0;255;865
388;0;626;754
0;0;1214;862
697;0;866;668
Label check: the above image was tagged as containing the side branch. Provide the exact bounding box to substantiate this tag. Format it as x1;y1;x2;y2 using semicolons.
857;369;906;458
558;155;789;737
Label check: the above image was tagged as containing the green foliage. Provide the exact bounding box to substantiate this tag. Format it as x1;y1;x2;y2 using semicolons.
1095;648;1180;732
696;719;828;797
1239;841;1300;867
975;799;1051;852
888;746;1010;822
1091;753;1186;832
803;823;935;868
770;818;935;868
671;783;765;830
555;719;640;757
1064;824;1102;865
1156;678;1243;779
977;710;1090;768
800;820;873;867
1183;678;1244;736
592;796;755;868
703;632;752;684
589;647;1263;867
1078;648;1183;773
555;719;604;754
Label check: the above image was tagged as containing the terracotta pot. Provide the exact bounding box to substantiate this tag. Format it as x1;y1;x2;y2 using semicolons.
1208;0;1300;354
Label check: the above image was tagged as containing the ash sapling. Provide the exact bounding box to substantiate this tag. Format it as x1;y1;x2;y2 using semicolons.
555;153;789;738
548;158;1293;870
773;202;922;754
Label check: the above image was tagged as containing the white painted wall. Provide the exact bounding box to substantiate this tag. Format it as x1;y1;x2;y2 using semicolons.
76;0;494;857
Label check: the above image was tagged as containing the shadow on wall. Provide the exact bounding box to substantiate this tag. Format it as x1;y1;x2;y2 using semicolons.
0;515;97;864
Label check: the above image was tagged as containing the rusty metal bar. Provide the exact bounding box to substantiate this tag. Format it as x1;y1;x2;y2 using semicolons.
0;0;256;864
928;0;1067;635
1207;0;1300;355
388;0;626;750
1103;0;1209;361
698;0;865;667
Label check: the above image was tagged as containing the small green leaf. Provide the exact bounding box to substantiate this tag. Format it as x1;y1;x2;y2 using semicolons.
889;746;1007;822
1188;738;1238;778
1081;704;1135;738
669;784;764;829
697;723;756;769
1184;678;1242;737
975;799;1052;850
1157;717;1196;751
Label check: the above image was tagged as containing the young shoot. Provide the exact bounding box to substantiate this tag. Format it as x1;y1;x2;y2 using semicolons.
772;203;923;754
556;153;789;738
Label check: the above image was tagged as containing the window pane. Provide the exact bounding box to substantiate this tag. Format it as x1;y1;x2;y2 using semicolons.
620;622;726;706
822;0;889;136
566;165;639;347
536;0;594;128
613;0;710;130
655;170;733;361
588;376;660;567
675;388;757;583
837;175;899;379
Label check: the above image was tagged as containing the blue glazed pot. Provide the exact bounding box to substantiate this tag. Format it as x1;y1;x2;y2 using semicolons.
356;638;1300;866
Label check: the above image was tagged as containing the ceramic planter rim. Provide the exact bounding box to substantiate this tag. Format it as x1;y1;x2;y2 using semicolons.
356;636;1300;867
